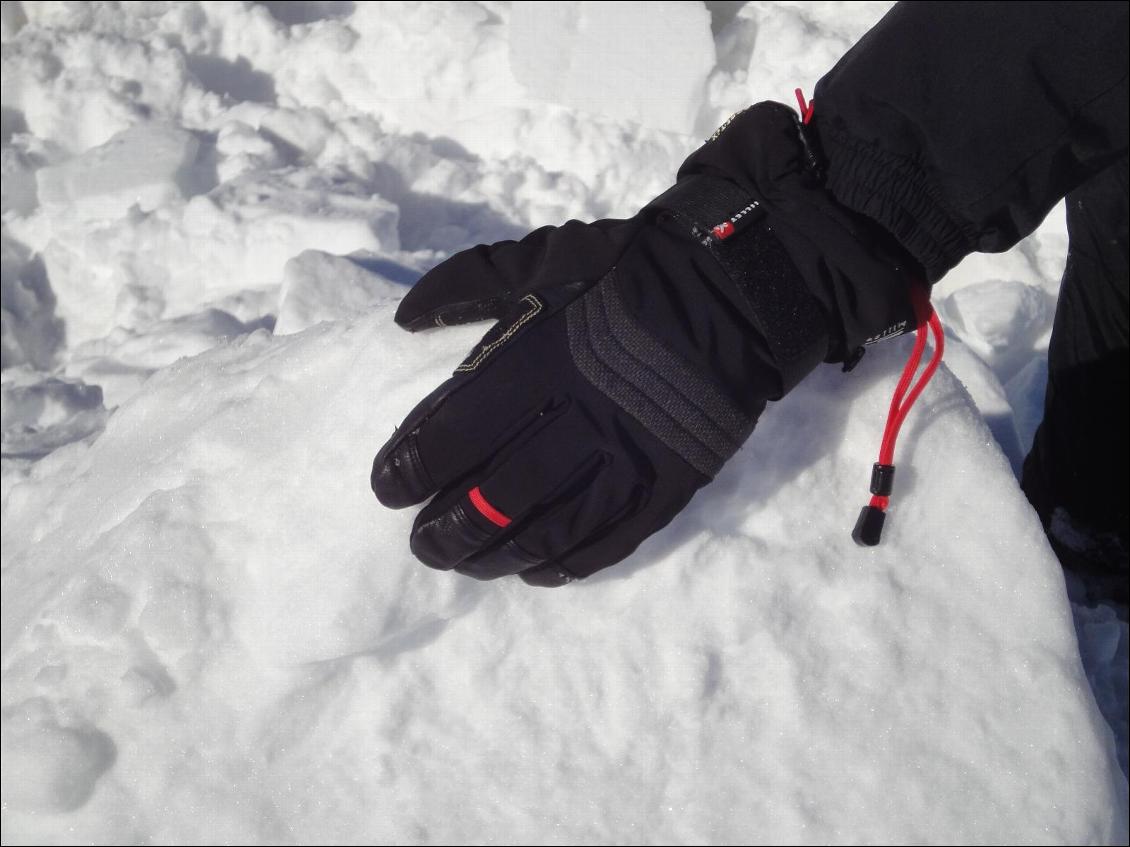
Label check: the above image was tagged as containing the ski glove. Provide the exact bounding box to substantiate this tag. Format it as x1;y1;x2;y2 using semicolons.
371;102;920;586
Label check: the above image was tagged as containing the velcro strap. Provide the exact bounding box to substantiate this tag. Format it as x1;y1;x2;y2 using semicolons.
646;175;831;393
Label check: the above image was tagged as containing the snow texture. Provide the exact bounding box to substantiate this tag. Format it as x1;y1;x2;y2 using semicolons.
510;1;716;134
2;1;1127;844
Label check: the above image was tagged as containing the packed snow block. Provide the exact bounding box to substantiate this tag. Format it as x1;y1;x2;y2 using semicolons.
36;124;200;220
1;308;1125;843
34;169;399;346
509;1;715;135
275;250;415;335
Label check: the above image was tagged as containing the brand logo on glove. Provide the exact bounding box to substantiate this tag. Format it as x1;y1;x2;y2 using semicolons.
863;320;909;345
710;200;763;241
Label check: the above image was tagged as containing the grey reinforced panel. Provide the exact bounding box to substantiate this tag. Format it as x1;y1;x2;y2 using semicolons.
567;273;754;478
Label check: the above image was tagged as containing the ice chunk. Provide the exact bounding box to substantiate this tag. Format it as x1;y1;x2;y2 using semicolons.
275;250;415;335
37;124;200;220
509;1;715;135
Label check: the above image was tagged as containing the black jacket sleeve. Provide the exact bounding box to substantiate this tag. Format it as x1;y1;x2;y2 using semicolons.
812;1;1128;282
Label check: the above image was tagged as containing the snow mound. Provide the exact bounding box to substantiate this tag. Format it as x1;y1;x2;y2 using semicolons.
1;303;1125;843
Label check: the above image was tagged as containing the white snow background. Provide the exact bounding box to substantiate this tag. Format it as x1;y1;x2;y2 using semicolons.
1;1;1127;843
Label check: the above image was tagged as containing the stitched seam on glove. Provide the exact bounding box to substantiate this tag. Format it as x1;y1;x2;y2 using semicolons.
455;294;543;373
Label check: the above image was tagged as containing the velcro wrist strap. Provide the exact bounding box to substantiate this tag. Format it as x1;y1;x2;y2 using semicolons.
646;175;832;395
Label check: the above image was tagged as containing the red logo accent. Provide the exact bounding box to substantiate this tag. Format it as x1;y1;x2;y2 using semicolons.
712;221;735;240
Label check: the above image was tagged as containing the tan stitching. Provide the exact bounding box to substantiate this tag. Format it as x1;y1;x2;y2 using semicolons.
455;294;542;372
708;109;743;142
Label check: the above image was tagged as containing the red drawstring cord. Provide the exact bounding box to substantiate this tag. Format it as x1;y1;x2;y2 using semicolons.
794;87;947;544
877;290;945;472
795;88;815;125
855;285;945;543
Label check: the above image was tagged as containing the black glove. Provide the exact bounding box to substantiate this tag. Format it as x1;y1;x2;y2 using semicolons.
371;102;920;586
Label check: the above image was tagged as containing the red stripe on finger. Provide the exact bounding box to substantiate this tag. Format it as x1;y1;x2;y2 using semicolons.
468;486;512;527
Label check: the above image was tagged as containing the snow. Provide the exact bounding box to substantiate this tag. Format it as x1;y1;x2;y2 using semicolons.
37;123;202;219
275;249;418;335
938;279;1052;384
2;1;1126;844
510;1;716;135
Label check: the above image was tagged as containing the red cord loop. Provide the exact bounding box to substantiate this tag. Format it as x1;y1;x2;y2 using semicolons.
855;283;945;545
795;88;815;124
790;84;943;546
875;287;945;480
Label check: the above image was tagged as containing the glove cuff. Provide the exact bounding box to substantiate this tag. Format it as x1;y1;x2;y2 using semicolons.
676;102;924;361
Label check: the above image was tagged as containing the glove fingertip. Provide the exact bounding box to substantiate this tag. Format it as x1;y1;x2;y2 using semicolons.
518;564;576;587
393;304;433;333
371;430;434;508
396;296;511;332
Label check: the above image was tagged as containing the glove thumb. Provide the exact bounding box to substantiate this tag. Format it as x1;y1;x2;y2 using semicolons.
394;219;639;331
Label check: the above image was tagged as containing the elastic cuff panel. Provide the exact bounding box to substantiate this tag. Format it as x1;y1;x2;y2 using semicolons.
817;123;977;282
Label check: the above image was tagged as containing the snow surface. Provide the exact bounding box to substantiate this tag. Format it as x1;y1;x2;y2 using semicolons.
2;1;1126;844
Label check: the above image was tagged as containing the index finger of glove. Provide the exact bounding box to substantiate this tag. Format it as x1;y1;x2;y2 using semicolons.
409;408;610;572
376;284;565;508
371;369;553;509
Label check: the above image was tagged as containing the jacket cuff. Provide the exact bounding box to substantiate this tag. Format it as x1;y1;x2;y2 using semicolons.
814;121;976;282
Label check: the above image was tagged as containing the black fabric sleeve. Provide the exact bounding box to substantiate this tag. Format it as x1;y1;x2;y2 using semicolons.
812;1;1129;282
